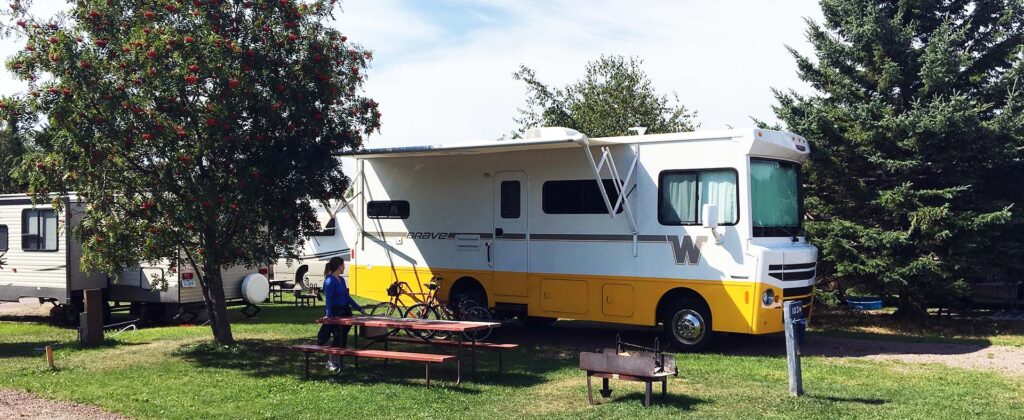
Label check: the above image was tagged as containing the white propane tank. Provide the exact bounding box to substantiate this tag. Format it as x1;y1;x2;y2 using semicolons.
240;273;270;303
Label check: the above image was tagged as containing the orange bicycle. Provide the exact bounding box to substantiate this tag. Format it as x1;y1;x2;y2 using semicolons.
369;276;493;340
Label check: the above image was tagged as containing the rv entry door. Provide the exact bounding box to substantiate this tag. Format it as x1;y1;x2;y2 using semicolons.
492;171;529;297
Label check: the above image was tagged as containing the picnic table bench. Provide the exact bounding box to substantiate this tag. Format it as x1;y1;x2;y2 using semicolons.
289;316;515;386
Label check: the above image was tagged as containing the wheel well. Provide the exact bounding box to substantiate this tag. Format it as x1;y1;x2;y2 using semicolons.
295;265;309;286
655;288;709;323
449;276;487;308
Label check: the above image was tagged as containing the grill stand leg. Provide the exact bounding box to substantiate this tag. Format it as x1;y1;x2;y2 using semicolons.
662;378;667;399
644;381;652;407
586;372;595;405
599;378;612;398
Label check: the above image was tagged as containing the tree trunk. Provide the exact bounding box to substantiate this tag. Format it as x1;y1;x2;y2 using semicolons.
200;262;235;345
893;290;929;325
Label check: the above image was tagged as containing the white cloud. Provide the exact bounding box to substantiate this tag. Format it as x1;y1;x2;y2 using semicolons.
335;0;824;148
0;1;824;149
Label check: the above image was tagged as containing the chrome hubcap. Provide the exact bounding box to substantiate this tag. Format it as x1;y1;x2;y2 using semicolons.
672;310;705;345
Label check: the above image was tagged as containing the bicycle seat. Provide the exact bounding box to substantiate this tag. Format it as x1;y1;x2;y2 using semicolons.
426;283;439;291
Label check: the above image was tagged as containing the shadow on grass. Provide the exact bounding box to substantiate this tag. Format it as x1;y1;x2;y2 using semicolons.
174;338;549;389
599;391;708;410
807;395;888;405
0;338;146;358
0;314;61;325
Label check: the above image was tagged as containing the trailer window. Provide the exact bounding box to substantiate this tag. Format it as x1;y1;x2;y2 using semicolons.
659;169;738;225
367;200;410;219
542;179;623;214
22;209;58;251
0;225;7;251
500;181;521;219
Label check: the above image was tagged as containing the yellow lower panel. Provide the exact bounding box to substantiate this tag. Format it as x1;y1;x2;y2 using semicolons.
351;264;788;335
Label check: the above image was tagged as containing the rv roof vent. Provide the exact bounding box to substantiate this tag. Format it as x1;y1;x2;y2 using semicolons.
524;126;583;140
628;127;647;136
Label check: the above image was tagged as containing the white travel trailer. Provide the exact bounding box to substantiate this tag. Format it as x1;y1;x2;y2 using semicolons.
0;194;269;323
343;127;818;350
272;200;352;289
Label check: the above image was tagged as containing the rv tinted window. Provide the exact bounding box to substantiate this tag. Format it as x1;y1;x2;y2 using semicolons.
500;181;521;219
313;217;336;237
367;201;410;219
542;179;622;214
0;225;7;251
659;169;738;225
22;209;58;251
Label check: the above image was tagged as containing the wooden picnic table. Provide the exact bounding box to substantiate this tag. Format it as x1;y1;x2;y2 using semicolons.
316;316;504;383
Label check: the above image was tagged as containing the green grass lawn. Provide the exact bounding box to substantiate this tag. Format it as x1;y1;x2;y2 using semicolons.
1;300;1022;419
810;308;1024;347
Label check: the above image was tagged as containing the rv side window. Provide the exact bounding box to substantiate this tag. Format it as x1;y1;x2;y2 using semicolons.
542;179;622;214
367;200;410;219
312;217;336;237
659;169;738;225
21;209;58;251
0;225;7;251
500;181;521;219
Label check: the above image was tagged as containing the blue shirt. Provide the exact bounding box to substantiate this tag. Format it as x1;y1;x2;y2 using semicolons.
324;274;360;317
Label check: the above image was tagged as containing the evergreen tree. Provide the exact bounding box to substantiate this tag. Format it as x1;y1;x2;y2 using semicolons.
774;0;1024;319
2;0;380;344
512;55;696;138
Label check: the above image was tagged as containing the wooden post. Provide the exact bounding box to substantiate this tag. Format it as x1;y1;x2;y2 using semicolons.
81;289;104;347
784;300;804;396
45;346;54;370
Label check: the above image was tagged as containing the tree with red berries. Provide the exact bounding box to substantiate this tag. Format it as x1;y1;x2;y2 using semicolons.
2;0;380;344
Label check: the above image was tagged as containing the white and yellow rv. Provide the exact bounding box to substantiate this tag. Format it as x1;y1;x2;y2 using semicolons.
341;127;817;350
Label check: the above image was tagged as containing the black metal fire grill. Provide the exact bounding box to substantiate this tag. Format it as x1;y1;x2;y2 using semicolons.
579;335;678;407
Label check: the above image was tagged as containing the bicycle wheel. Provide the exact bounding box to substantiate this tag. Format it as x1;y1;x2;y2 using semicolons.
460;305;494;342
368;302;403;335
404;303;442;339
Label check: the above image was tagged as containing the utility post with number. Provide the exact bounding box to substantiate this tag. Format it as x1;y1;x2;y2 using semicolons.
783;300;804;396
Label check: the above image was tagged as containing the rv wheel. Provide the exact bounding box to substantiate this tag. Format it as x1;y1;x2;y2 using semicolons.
661;296;716;352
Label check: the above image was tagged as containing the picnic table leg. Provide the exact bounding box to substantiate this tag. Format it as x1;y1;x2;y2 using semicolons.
455;334;463;385
586;372;595;405
471;336;477;381
304;352;310;379
498;351;503;375
425;363;430;387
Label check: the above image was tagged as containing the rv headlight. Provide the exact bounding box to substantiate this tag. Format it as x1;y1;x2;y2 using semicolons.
762;289;776;306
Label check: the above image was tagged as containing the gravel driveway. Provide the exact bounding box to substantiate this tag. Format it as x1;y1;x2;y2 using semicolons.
0;390;127;420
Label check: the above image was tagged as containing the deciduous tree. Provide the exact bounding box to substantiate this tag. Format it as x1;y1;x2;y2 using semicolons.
2;0;380;343
512;55;696;138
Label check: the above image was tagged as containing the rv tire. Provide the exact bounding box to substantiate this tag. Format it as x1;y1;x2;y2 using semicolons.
661;296;716;352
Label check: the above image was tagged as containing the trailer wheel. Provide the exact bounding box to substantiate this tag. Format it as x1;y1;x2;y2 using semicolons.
50;302;81;326
661;296;716;352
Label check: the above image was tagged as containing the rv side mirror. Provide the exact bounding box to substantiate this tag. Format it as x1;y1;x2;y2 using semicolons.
702;204;719;229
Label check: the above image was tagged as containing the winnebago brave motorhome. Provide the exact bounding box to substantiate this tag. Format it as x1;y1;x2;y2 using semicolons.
343;127;817;350
0;194;269;323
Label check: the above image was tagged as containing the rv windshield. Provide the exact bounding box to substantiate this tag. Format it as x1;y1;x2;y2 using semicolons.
750;158;802;237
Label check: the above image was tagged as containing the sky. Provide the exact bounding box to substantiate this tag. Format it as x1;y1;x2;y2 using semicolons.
0;0;825;150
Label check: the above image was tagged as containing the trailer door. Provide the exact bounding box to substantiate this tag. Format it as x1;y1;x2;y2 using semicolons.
492;171;529;297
